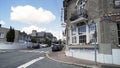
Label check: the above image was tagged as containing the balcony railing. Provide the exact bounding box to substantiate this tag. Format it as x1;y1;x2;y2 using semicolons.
69;9;88;21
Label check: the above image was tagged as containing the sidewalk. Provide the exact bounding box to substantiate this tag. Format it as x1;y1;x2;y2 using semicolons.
47;51;98;68
47;51;120;68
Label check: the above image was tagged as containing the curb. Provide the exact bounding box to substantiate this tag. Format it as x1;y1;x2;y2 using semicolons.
46;52;97;68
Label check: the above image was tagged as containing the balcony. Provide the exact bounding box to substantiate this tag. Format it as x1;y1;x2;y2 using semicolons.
70;9;88;24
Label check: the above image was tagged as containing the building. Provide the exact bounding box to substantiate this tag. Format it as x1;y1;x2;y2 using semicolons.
31;30;57;43
0;24;31;43
36;31;46;43
52;37;57;42
31;30;37;37
0;25;19;43
18;32;31;43
63;0;120;65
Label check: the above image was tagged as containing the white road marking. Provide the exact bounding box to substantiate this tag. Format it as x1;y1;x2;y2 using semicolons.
19;50;49;54
17;57;44;68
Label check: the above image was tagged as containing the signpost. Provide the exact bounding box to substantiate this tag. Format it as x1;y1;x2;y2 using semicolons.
94;24;97;65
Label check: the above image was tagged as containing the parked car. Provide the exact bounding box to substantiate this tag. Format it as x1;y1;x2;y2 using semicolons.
51;44;63;51
40;44;48;48
32;43;40;49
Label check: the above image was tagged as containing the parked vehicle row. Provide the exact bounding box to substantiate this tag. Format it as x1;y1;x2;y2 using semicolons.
27;43;64;51
27;43;49;49
32;43;40;49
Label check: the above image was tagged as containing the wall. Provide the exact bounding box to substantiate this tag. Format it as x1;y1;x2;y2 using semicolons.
0;27;20;43
14;30;19;42
65;48;120;65
98;0;120;49
64;0;77;46
0;42;32;49
99;0;120;13
0;28;9;42
86;0;99;19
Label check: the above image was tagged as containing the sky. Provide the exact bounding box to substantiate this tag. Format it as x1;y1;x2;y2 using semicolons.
0;0;64;39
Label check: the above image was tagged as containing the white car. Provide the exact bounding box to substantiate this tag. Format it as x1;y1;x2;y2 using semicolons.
40;44;48;48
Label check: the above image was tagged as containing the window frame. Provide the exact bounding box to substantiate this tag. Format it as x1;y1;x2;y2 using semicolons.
114;0;120;8
78;25;86;35
0;32;5;39
89;24;96;32
71;27;76;35
79;35;86;43
117;23;120;45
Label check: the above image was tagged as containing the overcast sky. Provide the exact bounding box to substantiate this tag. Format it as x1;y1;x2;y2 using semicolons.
0;0;63;39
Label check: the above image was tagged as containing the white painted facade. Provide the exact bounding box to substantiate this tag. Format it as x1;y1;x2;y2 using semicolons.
65;49;120;65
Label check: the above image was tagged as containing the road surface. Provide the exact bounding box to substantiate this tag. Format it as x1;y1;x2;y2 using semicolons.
0;48;80;68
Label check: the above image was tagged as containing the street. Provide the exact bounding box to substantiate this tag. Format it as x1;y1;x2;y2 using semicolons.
0;48;80;68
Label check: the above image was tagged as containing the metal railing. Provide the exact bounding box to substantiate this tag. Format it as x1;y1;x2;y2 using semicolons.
70;8;88;21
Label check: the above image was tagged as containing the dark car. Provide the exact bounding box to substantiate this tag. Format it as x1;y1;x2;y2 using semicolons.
32;43;40;49
51;44;63;51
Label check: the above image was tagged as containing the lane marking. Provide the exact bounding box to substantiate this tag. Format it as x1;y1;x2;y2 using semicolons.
19;50;49;54
17;57;44;68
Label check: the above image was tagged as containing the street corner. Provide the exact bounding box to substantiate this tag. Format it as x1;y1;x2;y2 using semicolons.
46;51;94;68
46;51;70;64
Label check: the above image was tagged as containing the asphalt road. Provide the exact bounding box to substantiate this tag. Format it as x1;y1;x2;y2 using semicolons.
0;48;80;68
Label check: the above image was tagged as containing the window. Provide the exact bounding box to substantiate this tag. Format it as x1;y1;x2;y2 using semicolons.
72;36;76;43
117;23;120;44
79;35;86;43
89;24;96;32
0;32;4;38
114;0;120;8
89;34;96;43
71;28;76;35
78;25;86;34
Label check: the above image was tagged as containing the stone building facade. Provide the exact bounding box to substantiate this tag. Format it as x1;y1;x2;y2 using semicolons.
31;30;56;43
63;0;120;65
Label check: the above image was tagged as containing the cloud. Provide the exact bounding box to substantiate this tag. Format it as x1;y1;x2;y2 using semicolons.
0;20;5;25
21;25;46;34
10;5;56;24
